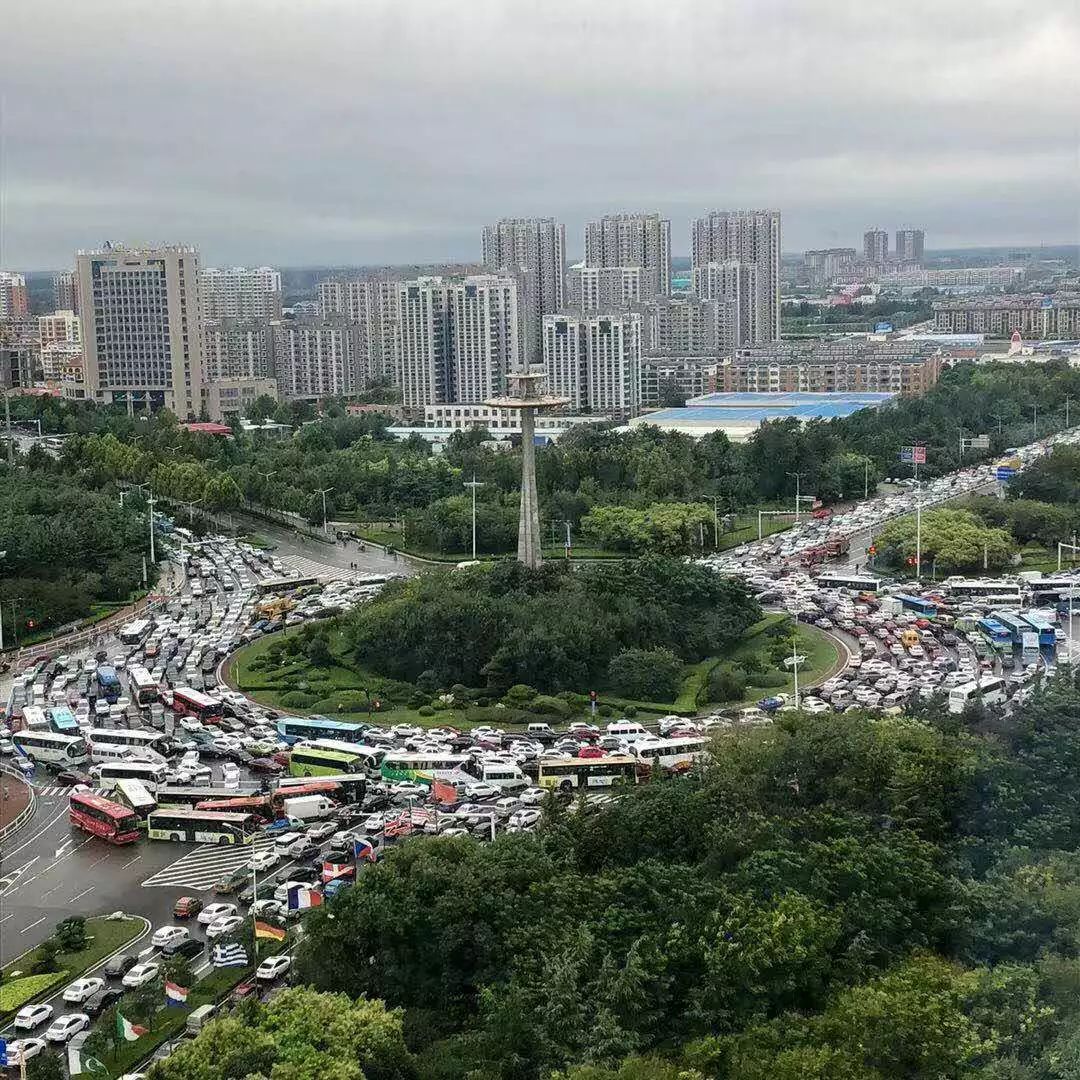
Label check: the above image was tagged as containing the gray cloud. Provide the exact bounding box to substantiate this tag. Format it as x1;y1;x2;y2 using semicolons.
3;0;1079;268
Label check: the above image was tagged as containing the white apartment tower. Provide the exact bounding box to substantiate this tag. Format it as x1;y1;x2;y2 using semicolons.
690;210;780;342
0;272;29;317
38;310;81;348
565;265;642;312
203;318;274;381
53;271;79;314
542;314;586;409
272;319;361;399
585;312;642;420
644;296;738;357
692;260;759;346
75;244;204;417
318;276;401;383
584;213;671;299
482;218;565;365
200;266;282;318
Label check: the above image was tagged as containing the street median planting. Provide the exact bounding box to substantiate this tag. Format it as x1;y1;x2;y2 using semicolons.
0;972;70;1014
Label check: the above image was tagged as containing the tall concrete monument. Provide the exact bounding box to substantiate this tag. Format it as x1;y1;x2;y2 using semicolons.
486;366;569;567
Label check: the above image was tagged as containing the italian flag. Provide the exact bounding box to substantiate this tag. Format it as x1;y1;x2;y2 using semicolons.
117;1011;148;1042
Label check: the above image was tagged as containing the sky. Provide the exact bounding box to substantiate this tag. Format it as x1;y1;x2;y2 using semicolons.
3;0;1079;270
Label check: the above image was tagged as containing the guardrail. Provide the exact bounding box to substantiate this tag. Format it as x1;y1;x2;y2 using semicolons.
0;764;36;843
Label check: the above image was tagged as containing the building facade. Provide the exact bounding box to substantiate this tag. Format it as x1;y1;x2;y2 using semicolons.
0;272;29;317
75;244;204;417
565;265;641;312
863;229;888;266
692;260;758;346
200;266;282;318
584;311;642;420
895;228;925;264
38;310;81;348
271;319;361;399
804;248;857;287
203;318;275;380
200;376;278;420
644;296;737;357
690;210;781;342
317;275;402;383
53;271;79;314
640;356;719;408
584;213;671;299
933;294;1080;338
542;314;586;409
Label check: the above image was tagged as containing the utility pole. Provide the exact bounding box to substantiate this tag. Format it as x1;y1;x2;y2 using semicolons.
1032;403;1038;440
463;474;483;560
3;389;12;467
914;479;923;579
991;413;1005;436
787;471;805;523
864;459;870;498
1066;397;1072;429
564;520;572;559
791;635;802;710
316;487;333;534
147;491;157;566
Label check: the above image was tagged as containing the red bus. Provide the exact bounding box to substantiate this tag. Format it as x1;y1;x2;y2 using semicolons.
170;687;224;723
69;792;141;845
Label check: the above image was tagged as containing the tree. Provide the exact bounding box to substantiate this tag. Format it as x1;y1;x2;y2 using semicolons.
656;377;689;408
26;1051;65;1080
606;648;683;701
53;916;88;952
875;508;1015;572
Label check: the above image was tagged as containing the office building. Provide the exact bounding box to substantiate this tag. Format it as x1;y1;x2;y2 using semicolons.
200;266;282;318
895;228;925;264
0;272;29;318
203;318;274;380
691;210;780;342
75;243;204;417
272;318;362;400
644;296;738;357
692;260;759;346
482;218;565;364
53;271;79;314
38;310;81;348
863;229;888;266
584;213;671;299
933;294;1080;338
565;265;642;311
201;376;278;420
804;248;857;287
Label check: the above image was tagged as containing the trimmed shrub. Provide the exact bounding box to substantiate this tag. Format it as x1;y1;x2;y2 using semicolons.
745;667;787;689
528;695;571;717
417;705;436;717
280;690;318;709
503;684;538;707
708;663;747;703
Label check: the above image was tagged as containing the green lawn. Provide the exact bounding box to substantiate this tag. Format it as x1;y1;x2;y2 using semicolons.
723;622;842;708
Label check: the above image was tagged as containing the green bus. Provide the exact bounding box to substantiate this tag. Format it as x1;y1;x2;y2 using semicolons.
379;752;470;786
289;744;367;778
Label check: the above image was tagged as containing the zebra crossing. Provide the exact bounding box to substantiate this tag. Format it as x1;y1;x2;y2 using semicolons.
141;835;279;891
278;553;369;584
35;784;112;799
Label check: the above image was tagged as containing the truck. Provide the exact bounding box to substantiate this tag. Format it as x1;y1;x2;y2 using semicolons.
281;794;336;821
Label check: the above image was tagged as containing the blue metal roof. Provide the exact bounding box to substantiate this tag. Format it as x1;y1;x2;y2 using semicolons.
642;401;886;424
686;391;895;408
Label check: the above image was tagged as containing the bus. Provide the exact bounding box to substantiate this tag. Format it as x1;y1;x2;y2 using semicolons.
275;775;365;803
46;707;79;734
256;575;318;595
127;665;159;706
295;740;385;776
21;705;48;731
379;753;471;786
156;786;260;809
1020;612;1058;649
895;594;938;617
118;620;153;646
815;572;882;593
290;745;371;778
977;617;1013;648
92;760;169;791
170;687;224;722
536;755;639;792
69;792;140;845
948;676;1007;715
631;737;709;773
96;665;122;704
13;730;89;766
991;611;1030;645
196;795;274;820
275;717;368;745
112;778;158;824
1029;576;1080;602
85;727;170;757
146;809;259;845
944;578;1024;604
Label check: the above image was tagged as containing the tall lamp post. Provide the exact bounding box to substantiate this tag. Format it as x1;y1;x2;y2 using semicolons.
787;471;806;523
315;487;334;534
463;474;484;560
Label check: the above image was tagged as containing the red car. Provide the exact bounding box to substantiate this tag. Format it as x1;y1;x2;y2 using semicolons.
173;896;203;919
577;746;606;759
249;758;283;775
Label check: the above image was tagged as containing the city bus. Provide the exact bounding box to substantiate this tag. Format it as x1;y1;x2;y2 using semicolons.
815;572;882;593
156;786;260;809
379;753;471;786
895;594;939;617
256;575;318;595
977;617;1013;648
1020;611;1058;649
295;740;385;776
112;778;158;824
630;737;709;773
290;744;371;778
170;687;224;722
127;665;159;706
95;665;123;704
944;578;1024;604
536;755;640;792
275;716;368;745
12;730;89;766
146;809;259;845
118;620;153;646
92;760;169;791
68;792;140;845
275;774;364;803
196;794;275;820
46;706;79;734
991;612;1030;645
948;676;1007;715
85;727;170;757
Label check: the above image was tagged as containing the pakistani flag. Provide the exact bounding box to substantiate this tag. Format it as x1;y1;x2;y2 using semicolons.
117;1011;149;1042
67;1044;107;1075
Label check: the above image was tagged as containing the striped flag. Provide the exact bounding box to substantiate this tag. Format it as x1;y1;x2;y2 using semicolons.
353;838;376;862
321;861;353;883
211;942;249;968
409;807;433;826
254;920;286;942
164;981;189;1007
286;885;323;910
117;1012;148;1042
384;816;413;838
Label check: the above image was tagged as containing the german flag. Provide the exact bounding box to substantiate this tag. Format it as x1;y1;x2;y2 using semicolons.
254;920;286;941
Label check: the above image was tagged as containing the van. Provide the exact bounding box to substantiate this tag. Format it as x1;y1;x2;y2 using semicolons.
186;1004;216;1035
605;722;651;744
89;743;138;765
831;690;853;708
476;762;528;792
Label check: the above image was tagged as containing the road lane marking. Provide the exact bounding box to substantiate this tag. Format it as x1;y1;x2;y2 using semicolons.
121;854;142;869
40;882;65;899
69;886;95;902
3;803;68;861
20;916;47;934
0;912;17;924
87;855;109;870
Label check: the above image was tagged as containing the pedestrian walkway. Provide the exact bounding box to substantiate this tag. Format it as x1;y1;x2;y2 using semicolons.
277;553;368;584
141;835;278;891
34;784;113;799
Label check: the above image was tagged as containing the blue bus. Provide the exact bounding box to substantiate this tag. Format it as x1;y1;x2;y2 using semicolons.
47;706;79;734
991;612;1030;646
896;594;938;617
275;715;369;745
1020;612;1057;649
95;665;122;704
977;617;1012;648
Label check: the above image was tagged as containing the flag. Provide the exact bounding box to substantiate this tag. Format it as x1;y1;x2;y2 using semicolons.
117;1012;148;1042
254;920;286;941
211;942;249;968
286;885;323;910
433;779;458;805
164;981;189;1007
321;861;353;883
0;1039;6;1068
67;1044;107;1076
353;838;376;863
409;806;433;826
384;816;413;838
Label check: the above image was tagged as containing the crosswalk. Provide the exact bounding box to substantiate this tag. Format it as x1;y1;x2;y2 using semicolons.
35;784;112;799
141;835;279;891
278;553;369;584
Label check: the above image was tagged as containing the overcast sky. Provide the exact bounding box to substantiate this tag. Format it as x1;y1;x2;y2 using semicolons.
3;0;1079;270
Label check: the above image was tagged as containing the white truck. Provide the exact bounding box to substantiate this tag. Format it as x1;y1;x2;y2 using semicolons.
281;794;336;821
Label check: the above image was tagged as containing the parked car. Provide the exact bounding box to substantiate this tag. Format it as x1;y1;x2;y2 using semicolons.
161;937;205;960
173;896;204;919
205;915;245;939
45;1014;90;1042
103;953;138;979
150;926;188;949
255;955;292;982
13;1003;54;1030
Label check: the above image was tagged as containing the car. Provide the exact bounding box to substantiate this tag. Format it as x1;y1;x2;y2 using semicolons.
173;896;204;919
151;925;189;949
56;768;94;786
6;1039;47;1065
250;848;280;872
304;819;337;841
389;780;426;797
161;936;205;960
507;808;542;829
123;962;161;988
13;1003;54;1030
249;756;283;775
45;1013;90;1042
85;985;126;1018
214;867;251;894
249;899;284;919
63;976;106;1003
462;781;499;800
103;952;139;979
284;837;318;859
198;902;238;925
255;954;292;982
518;787;546;806
206;914;245;939
360;813;387;832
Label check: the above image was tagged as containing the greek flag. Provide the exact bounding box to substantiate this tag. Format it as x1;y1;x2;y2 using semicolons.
211;942;249;968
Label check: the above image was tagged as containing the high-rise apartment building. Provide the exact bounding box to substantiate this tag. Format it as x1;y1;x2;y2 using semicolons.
584;213;671;299
690;210;781;342
200;266;282;318
0;272;29;317
38;310;81;348
203;318;275;381
542;315;586;410
692;260;759;346
895;228;925;264
75;244;204;417
481;218;565;364
644;296;737;357
318;275;402;383
863;229;888;265
804;248;857;287
272;319;361;399
565;265;642;312
53;271;79;314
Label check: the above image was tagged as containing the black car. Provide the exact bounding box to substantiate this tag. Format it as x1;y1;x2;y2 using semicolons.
85;986;125;1018
57;769;94;787
162;937;205;960
103;953;138;979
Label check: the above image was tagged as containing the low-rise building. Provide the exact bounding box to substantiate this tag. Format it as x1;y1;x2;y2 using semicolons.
933;293;1080;338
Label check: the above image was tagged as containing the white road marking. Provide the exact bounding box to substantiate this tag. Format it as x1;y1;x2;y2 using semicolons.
3;804;69;861
141;837;278;890
40;882;65;899
0;912;17;925
20;915;47;934
69;886;95;902
121;854;142;869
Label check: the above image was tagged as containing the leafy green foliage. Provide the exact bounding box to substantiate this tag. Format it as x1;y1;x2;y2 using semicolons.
606;648;683;701
875;508;1015;572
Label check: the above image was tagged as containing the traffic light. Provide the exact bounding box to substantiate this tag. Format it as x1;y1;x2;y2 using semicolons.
906;556;917;567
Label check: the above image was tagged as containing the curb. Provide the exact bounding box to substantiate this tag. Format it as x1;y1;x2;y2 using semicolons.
0;767;36;843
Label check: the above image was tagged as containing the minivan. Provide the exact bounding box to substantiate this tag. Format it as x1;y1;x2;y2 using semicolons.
605;722;651;744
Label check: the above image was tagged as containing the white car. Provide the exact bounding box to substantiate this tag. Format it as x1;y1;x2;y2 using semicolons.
389;780;426;797
63;976;106;1003
205;915;244;939
250;848;280;872
507;808;542;829
45;1013;90;1042
123;962;161;988
6;1039;47;1065
304;820;337;841
255;954;292;982
151;925;189;949
198;902;238;925
361;813;386;832
13;1003;54;1030
249;899;284;919
463;782;499;800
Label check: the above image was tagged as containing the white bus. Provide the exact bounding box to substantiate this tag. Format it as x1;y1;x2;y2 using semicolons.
631;737;709;772
85;727;169;755
20;706;49;731
942;579;1023;604
118;620;153;646
12;730;89;766
127;665;159;707
381;753;471;785
92;760;168;791
815;572;882;593
948;676;1007;714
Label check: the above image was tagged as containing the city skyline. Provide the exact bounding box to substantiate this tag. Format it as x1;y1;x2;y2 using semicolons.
3;0;1077;268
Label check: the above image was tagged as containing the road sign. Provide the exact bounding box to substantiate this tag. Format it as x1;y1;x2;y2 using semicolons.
971;434;990;449
899;446;926;464
996;466;1017;482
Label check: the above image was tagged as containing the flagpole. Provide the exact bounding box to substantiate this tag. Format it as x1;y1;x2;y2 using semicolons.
251;836;258;961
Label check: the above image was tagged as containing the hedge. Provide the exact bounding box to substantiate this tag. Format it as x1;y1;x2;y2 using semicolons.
0;972;69;1013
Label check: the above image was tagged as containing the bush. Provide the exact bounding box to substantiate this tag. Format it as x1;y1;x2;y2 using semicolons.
623;705;637;718
503;684;537;707
598;703;614;717
0;972;68;1013
745;667;787;689
279;691;317;710
606;647;683;702
30;939;62;975
557;691;588;713
54;917;88;953
417;705;435;717
708;663;747;703
529;695;571;717
408;690;429;709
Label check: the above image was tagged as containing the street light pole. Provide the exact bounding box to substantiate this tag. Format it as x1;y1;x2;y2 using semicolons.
787;471;805;523
148;491;156;566
463;474;484;560
914;479;923;579
316;487;333;534
864;459;870;499
1032;404;1038;440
